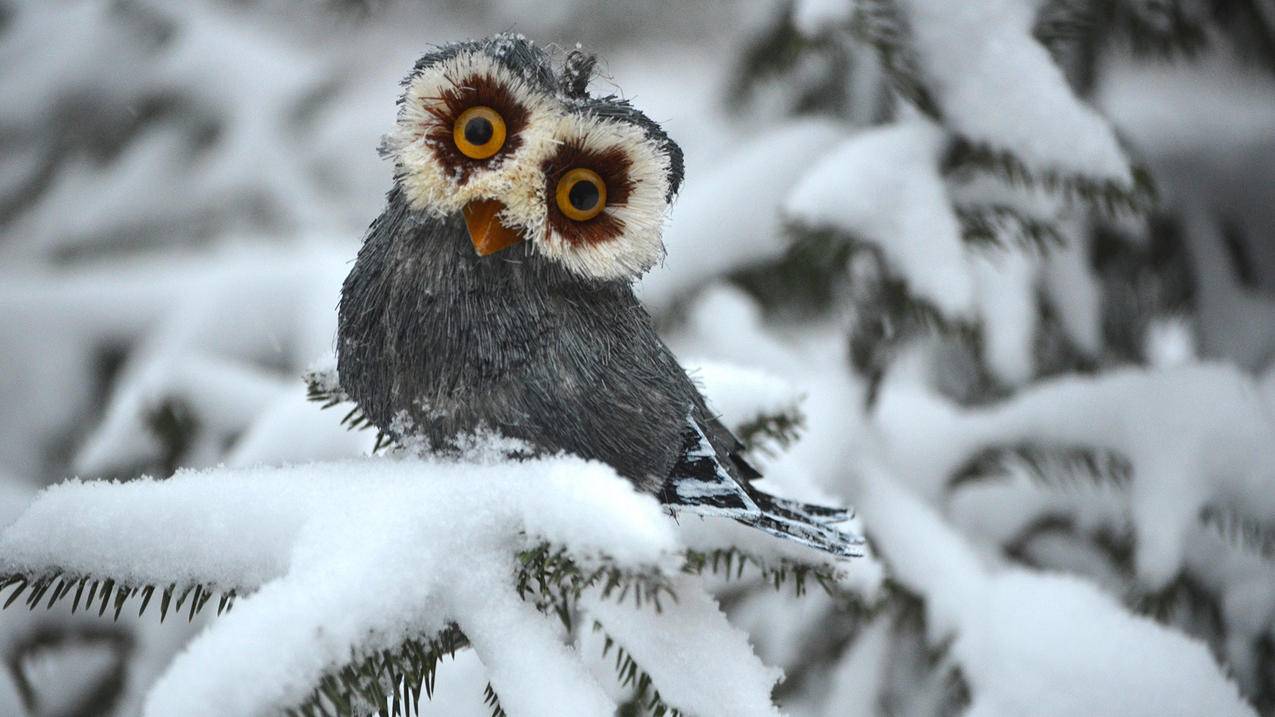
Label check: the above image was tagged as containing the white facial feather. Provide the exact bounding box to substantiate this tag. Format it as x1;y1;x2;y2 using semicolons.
384;48;675;283
534;112;672;282
388;53;557;229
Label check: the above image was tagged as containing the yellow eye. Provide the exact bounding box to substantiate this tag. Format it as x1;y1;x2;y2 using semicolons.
555;168;607;221
453;106;507;159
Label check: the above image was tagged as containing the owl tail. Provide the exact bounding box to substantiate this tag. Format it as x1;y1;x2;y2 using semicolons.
659;418;864;559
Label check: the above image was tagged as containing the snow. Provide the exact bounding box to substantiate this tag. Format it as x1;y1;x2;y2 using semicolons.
0;451;820;716
686;358;803;431
784;120;975;319
793;0;853;37
2;1;1272;714
583;575;783;717
970;247;1038;386
858;466;1254;717
873;362;1275;588
1097;53;1275;160
0;242;350;479
1040;229;1103;357
894;0;1132;183
638;118;846;313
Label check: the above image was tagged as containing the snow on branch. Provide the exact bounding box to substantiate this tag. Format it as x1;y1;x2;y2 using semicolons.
874;362;1275;588
0;452;861;716
858;0;1133;185
858;467;1256;717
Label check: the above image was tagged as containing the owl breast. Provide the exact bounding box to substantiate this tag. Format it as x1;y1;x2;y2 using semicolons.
337;198;693;489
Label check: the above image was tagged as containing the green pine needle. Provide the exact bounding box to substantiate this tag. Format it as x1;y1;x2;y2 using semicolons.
0;573;234;622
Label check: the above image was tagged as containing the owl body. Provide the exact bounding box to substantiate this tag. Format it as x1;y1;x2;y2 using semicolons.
337;35;861;557
339;186;698;490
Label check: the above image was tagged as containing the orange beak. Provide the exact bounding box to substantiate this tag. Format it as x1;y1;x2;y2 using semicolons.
462;200;524;256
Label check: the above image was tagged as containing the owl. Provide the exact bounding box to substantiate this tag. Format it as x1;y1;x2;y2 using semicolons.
337;34;860;557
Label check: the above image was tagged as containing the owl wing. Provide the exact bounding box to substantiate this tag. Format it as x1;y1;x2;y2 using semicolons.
659;411;864;559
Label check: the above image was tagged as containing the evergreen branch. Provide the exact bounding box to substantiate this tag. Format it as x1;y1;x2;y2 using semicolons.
0;572;235;623
725;1;854;117
515;543;677;627
735;406;806;458
594;621;684;717
303;366;394;451
850;0;944;118
950;443;1133;490
681;547;844;598
730;226;857;312
1036;0;1214;65
482;682;507;717
287;624;470;717
1200;504;1275;561
956;204;1066;251
943;139;1157;217
1127;573;1222;629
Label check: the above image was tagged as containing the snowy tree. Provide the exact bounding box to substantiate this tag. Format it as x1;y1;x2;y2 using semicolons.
2;0;1275;715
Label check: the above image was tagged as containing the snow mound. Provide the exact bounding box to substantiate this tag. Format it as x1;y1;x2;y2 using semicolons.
0;444;840;716
860;468;1254;717
874;362;1275;588
896;0;1131;183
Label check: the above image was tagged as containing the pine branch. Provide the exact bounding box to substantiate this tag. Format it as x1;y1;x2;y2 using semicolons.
303;365;394;452
735;406;806;458
681;547;845;598
0;572;235;623
725;1;854;117
850;0;943;118
515;543;677;628
955;204;1066;252
287;624;470;717
594;621;684;717
482;682;508;717
943;139;1157;217
950;443;1133;490
1200;505;1275;561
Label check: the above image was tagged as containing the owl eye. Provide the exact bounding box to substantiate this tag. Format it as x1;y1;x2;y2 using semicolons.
555;168;607;221
453;106;507;159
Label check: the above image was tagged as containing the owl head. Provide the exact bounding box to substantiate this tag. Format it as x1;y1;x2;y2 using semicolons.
382;34;685;282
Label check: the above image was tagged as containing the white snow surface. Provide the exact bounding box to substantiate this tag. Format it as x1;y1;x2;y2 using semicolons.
784;121;975;318
638;118;846;313
793;0;854;36
583;575;783;717
894;0;1132;183
858;467;1254;717
686;358;803;430
873;362;1275;588
2;453;733;716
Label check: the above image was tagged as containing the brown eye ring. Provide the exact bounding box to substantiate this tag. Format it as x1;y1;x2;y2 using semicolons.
453;106;507;159
555;168;607;221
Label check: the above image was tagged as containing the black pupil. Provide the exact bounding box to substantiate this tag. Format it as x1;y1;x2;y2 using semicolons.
568;178;600;212
464;117;494;146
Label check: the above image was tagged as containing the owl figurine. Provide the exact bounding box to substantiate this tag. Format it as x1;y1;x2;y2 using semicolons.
337;34;861;557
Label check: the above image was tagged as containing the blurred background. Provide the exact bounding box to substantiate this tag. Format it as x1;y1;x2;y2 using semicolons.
2;0;1275;715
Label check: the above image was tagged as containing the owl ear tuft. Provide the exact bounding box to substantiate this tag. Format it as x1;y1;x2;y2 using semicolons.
561;49;596;100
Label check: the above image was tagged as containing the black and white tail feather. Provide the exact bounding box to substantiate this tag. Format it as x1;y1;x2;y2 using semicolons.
660;414;864;559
